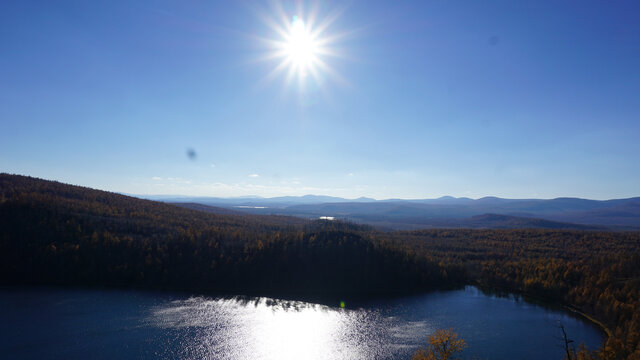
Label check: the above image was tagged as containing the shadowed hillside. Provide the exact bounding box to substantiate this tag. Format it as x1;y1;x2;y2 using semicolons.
0;174;456;299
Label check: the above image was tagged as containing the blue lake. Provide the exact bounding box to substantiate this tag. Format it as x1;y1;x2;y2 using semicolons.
0;286;604;359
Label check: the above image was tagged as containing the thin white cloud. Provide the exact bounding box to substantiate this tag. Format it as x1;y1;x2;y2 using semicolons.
141;180;349;198
348;173;354;177
210;163;216;168
137;175;370;198
161;177;192;184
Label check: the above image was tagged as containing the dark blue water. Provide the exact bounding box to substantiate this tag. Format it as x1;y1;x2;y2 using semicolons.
0;286;604;359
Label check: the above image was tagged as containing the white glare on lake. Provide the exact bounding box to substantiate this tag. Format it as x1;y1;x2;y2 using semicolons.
147;296;428;360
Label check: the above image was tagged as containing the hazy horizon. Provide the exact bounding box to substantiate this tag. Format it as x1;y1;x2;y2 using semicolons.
133;191;639;202
5;171;638;201
2;1;639;200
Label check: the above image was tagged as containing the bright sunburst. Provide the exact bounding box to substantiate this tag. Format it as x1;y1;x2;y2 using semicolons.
282;15;318;76
255;2;346;88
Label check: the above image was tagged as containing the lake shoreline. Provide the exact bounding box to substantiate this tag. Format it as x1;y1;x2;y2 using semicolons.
0;284;605;360
473;282;611;343
2;281;610;339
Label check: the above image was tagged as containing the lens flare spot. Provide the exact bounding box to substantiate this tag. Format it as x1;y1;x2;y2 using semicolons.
284;16;318;76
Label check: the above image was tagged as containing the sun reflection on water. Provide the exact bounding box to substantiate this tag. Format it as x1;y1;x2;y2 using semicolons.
147;296;423;360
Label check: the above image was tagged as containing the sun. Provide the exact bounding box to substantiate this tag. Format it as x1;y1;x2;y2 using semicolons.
283;16;318;76
271;13;327;83
254;3;347;89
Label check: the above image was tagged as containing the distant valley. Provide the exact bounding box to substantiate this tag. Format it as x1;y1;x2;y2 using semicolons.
144;195;640;230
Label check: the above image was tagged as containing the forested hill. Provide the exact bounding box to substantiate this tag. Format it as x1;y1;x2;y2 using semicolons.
2;174;640;359
0;173;456;298
0;173;309;230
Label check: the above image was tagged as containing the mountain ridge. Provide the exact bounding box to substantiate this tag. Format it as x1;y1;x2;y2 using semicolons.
150;194;640;230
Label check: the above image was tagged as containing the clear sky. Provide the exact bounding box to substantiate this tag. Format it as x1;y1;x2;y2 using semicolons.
1;0;639;200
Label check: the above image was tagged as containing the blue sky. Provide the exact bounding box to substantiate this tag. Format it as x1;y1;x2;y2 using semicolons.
1;0;639;200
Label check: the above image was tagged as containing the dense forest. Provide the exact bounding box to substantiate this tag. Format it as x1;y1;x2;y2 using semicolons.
1;174;639;359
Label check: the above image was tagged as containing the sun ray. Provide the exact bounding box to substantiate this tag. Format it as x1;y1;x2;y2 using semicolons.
251;1;348;91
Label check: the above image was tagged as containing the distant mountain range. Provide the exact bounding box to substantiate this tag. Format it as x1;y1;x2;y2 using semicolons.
143;194;640;231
